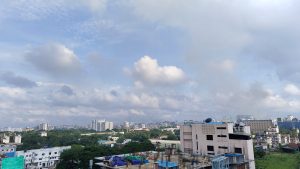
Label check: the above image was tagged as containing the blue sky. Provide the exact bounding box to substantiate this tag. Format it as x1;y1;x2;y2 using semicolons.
1;0;300;127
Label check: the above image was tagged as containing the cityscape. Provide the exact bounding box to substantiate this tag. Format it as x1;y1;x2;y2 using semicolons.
1;0;300;169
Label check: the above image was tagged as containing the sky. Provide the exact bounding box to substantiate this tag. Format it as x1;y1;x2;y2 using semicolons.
1;0;300;127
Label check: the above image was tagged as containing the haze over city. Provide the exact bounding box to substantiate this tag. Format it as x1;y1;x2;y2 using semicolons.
1;0;300;127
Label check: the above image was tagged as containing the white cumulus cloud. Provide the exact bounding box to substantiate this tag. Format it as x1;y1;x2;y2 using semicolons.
128;56;186;86
25;43;82;77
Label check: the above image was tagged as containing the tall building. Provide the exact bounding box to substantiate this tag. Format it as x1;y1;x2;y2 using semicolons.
123;121;130;129
38;123;48;131
91;120;113;132
180;120;255;169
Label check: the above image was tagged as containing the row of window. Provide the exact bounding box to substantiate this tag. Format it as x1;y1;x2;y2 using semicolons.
206;145;242;154
206;134;227;140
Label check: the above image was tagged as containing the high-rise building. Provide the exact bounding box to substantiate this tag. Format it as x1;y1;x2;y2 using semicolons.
180;120;255;169
38;123;48;131
91;120;113;132
123;121;130;129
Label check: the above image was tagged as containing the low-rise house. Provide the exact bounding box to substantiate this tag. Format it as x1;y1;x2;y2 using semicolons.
16;146;71;169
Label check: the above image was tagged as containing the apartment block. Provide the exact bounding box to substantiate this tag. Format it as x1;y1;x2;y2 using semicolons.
180;121;255;169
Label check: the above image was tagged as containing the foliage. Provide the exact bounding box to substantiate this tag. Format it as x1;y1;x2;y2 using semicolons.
256;152;300;169
17;130;108;151
57;140;155;169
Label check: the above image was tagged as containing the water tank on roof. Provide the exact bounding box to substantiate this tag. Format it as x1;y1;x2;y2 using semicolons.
205;118;213;123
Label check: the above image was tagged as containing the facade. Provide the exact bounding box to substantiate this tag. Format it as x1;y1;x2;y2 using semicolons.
150;139;181;151
0;134;22;144
180;121;255;169
92;120;113;132
38;123;48;131
0;144;16;156
123;121;130;129
16;146;71;169
242;120;275;134
40;131;47;137
278;121;300;130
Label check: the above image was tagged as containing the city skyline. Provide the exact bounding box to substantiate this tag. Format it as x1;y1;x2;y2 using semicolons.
2;1;300;127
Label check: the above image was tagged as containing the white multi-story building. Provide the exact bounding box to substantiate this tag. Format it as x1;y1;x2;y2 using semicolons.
0;134;22;144
14;135;22;144
16;146;71;169
38;123;48;131
180;121;255;169
91;120;113;132
123;121;130;129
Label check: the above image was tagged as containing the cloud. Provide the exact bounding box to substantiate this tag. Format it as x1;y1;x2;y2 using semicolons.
1;72;37;88
25;43;82;77
60;85;75;96
284;84;300;96
129;109;145;116
127;56;186;86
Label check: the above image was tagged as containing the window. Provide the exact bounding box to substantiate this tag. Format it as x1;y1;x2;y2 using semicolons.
217;135;227;138
196;134;198;140
207;145;214;151
235;148;242;154
206;135;213;140
208;152;215;155
218;146;228;149
196;142;199;150
216;127;227;129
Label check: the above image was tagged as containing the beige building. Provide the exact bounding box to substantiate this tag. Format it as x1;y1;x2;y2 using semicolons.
242;120;275;134
180;121;255;169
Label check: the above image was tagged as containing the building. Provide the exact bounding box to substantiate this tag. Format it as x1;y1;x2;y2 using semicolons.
0;144;16;157
180;120;255;169
38;123;48;131
40;131;47;137
0;135;10;144
13;135;22;144
16;146;71;169
278;121;300;130
123;121;130;129
0;134;21;144
242;120;275;134
150;139;181;152
91;120;113;132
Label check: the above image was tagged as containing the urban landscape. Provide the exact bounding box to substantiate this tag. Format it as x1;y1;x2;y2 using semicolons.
1;115;300;168
1;0;300;169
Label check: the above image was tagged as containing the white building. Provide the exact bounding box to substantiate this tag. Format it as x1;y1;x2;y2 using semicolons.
1;135;10;144
123;121;130;129
40;131;48;137
0;134;22;144
14;135;22;144
180;121;255;169
16;146;71;169
91;120;113;132
38;123;49;131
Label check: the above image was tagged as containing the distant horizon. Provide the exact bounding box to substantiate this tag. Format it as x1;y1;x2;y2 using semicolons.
1;113;298;128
